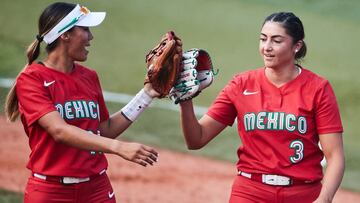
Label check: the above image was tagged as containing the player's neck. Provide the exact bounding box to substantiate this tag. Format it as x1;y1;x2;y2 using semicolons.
265;64;300;88
44;53;74;74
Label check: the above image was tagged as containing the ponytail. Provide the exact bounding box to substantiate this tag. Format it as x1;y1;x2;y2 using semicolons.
4;36;43;121
5;2;76;121
4;84;19;122
27;35;43;64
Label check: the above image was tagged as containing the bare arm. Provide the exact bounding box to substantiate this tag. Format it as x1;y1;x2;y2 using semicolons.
314;133;345;203
99;111;132;139
38;111;158;167
180;100;227;149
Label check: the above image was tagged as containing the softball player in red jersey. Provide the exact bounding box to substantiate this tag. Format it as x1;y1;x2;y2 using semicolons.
5;2;160;203
178;12;344;203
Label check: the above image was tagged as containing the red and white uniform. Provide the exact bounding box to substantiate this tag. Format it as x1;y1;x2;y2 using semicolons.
16;62;109;177
207;67;343;182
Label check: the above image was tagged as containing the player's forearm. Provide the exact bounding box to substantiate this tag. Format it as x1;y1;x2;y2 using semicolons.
316;150;345;202
180;100;204;149
100;87;156;139
49;123;121;154
38;111;119;153
99;111;132;139
51;124;158;167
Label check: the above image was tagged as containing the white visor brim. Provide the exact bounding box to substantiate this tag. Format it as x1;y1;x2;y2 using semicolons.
43;4;106;44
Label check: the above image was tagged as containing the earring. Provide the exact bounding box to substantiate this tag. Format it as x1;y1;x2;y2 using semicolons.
295;49;298;53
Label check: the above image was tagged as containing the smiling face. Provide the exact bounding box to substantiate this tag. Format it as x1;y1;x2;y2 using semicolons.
259;22;301;70
66;26;93;61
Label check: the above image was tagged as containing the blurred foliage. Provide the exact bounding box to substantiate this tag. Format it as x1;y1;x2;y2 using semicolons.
0;189;23;203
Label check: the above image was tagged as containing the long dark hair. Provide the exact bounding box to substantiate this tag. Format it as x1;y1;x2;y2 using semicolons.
5;2;76;121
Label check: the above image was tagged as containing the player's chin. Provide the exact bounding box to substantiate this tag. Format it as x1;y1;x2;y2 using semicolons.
75;52;89;62
76;56;88;62
263;60;277;69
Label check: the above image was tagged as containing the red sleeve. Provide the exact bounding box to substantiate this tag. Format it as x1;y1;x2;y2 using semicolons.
207;78;238;126
93;72;109;122
315;80;343;134
16;72;56;127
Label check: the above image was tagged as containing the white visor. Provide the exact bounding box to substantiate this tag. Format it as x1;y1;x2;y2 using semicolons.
43;4;106;44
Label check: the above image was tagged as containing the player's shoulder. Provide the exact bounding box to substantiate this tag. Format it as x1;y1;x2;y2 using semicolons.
74;63;98;78
301;67;330;87
221;68;261;93
18;63;45;81
231;67;262;83
22;62;44;73
74;63;96;73
15;63;53;89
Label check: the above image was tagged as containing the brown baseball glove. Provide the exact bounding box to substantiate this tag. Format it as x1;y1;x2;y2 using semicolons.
145;31;183;98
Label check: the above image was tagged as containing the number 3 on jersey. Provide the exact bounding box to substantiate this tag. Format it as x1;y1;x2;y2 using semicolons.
289;140;304;164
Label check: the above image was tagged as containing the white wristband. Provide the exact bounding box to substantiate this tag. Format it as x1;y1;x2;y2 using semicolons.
121;89;153;122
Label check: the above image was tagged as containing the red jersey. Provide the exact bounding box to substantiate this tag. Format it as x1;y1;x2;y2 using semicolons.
207;67;343;181
16;63;109;177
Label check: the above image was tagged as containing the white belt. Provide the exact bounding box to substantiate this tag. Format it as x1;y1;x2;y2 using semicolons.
33;169;106;184
238;171;292;186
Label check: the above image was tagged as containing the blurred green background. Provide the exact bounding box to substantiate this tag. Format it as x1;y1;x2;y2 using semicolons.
1;0;359;200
